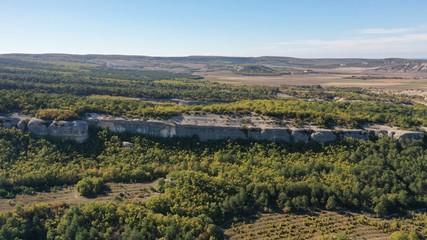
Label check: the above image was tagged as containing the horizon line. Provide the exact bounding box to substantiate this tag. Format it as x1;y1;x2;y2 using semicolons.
1;52;426;60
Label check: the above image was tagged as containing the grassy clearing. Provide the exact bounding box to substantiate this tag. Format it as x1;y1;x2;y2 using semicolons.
0;181;158;213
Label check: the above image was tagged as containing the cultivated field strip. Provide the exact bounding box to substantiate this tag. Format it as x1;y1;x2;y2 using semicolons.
224;210;427;239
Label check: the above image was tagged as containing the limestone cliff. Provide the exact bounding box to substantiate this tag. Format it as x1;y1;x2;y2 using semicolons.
1;113;425;143
85;113;426;143
89;118;175;138
25;118;88;143
48;120;89;143
0;116;20;129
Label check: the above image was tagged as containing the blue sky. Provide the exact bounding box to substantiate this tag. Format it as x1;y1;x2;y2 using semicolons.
1;0;427;58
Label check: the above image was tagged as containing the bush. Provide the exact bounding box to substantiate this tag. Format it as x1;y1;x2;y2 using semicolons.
326;196;337;210
36;108;78;120
391;231;421;240
76;177;106;197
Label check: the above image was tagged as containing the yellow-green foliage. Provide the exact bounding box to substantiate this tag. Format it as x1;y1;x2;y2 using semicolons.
0;128;426;239
391;231;421;240
76;177;105;197
35;108;78;120
87;95;141;102
2;90;427;128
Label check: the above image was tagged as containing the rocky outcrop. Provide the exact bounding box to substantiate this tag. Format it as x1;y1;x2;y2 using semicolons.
176;125;242;140
253;128;291;142
25;118;88;143
1;114;425;143
17;120;27;131
291;130;310;143
311;131;337;143
91;119;175;138
0;116;20;129
87;114;425;143
122;141;134;148
340;130;369;140
27;118;48;136
48;120;88;143
390;131;425;140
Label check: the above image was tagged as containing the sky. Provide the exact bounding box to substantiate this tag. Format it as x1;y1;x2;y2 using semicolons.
1;0;427;58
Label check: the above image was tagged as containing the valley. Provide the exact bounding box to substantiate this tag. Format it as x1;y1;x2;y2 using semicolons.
0;54;426;239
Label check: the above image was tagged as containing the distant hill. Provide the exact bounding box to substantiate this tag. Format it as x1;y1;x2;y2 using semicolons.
232;64;289;76
2;53;427;74
374;58;427;73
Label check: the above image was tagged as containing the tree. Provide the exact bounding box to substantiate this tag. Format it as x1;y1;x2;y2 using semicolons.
326;196;337;210
374;198;388;216
76;177;105;197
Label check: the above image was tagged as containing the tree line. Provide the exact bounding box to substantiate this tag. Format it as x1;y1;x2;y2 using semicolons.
1;89;426;129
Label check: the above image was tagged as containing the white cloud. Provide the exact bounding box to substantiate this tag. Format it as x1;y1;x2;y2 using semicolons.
265;26;427;58
352;27;414;34
277;34;427;48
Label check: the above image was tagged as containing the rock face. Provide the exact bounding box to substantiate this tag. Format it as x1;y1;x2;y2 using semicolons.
27;118;88;143
27;118;49;136
87;115;426;143
176;125;242;140
48;120;89;143
291;130;310;143
341;131;369;140
391;131;425;140
253;128;291;142
122;141;134;148
311;131;337;143
0;116;20;129
17;120;27;131
92;119;176;138
1;114;425;143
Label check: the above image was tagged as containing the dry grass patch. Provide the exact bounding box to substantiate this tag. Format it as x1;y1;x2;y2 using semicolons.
0;181;158;213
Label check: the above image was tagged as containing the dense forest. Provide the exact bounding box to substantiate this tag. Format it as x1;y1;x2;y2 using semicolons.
0;127;426;239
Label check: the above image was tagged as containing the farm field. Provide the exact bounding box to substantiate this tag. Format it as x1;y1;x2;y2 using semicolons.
202;71;427;90
224;210;427;240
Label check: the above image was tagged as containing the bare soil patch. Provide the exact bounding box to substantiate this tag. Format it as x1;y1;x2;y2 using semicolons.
202;70;427;90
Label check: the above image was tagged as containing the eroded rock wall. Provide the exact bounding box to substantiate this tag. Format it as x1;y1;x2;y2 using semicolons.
1;114;425;143
0;116;20;129
48;120;89;143
90;117;425;143
91;119;176;138
18;118;88;143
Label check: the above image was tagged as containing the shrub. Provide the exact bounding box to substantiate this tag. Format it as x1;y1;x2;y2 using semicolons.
35;109;78;120
326;196;337;210
391;231;421;240
76;177;106;197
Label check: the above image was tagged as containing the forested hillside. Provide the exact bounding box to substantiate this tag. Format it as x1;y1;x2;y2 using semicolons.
1;89;426;129
0;55;426;239
0;128;426;239
0;56;277;101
